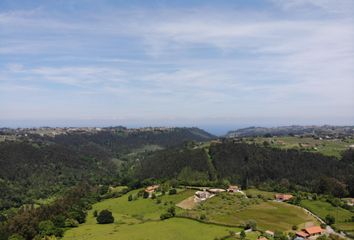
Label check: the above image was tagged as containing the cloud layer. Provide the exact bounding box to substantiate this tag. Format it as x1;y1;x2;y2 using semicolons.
0;0;353;127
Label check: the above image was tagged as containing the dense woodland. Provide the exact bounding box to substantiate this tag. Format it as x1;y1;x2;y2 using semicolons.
0;128;214;211
38;127;215;154
0;128;353;239
135;142;354;197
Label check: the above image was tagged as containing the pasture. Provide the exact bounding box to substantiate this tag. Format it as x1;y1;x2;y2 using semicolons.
300;199;354;233
63;188;241;240
249;136;354;158
186;193;319;232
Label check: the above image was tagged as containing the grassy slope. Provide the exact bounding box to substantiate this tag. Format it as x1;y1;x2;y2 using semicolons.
63;189;241;240
244;189;277;200
300;200;354;233
186;193;318;232
250;136;354;158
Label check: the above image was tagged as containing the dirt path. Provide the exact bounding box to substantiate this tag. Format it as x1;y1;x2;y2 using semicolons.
176;196;197;210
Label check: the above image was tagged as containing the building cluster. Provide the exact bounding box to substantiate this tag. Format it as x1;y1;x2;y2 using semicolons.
194;185;242;202
0;126;177;141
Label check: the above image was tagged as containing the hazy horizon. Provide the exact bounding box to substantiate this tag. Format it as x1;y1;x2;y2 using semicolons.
1;117;353;135
1;0;353;131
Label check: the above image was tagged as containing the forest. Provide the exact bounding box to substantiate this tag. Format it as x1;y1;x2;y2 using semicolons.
0;129;353;239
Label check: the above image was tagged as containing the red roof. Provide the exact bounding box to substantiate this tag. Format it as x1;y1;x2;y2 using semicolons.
296;231;309;238
275;194;293;201
304;226;324;235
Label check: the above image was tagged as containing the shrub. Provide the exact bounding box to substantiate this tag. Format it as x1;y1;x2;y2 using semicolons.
325;214;335;225
143;191;150;199
64;218;79;228
128;194;133;201
169;188;177;195
160;212;173;220
8;234;25;240
93;210;98;217
96;210;114;224
38;220;63;237
245;220;257;230
69;210;87;224
200;214;207;220
292;225;298;230
240;230;246;240
167;206;176;216
52;215;66;228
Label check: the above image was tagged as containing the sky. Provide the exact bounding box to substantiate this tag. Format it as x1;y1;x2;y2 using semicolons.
0;0;353;134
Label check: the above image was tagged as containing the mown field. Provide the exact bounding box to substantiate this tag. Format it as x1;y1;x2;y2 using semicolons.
63;189;343;239
63;189;242;240
185;192;319;232
300;199;354;233
249;136;354;158
244;188;277;200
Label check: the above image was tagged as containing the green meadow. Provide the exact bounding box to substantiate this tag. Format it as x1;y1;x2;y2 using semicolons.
244;188;277;200
184;193;318;232
250;136;354;158
63;189;329;239
300;199;354;233
63;189;241;240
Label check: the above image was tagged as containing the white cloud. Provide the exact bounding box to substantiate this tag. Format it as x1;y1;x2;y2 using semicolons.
0;1;353;122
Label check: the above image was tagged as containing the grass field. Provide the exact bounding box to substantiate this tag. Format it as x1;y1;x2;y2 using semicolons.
64;217;241;240
185;193;318;232
244;188;277;200
300;199;354;233
249;136;354;158
63;189;241;240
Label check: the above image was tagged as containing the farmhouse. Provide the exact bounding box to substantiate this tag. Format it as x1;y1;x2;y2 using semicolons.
227;185;239;193
346;198;354;206
195;190;213;202
208;188;226;194
264;230;274;237
275;194;293;201
144;185;160;196
296;226;324;238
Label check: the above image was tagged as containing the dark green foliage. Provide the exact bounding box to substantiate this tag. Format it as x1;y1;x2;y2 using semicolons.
93;210;98;217
8;234;25;240
167;206;176;216
128;194;133;201
245;220;257;230
69;209;87;224
209;142;354;197
96;210;114;224
4;183;95;239
274;231;288;240
160;206;176;220
143;191;149;199
240;230;246;239
64;218;79;228
159;212;173;220
169;188;177;195
0;127;213;211
292;225;298;230
38;220;63;237
325;214;335;225
52;215;66;228
49;127;214;155
0;142;116;211
136;147;212;181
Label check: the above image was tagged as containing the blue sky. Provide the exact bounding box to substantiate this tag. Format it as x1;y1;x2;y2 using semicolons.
0;0;353;133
